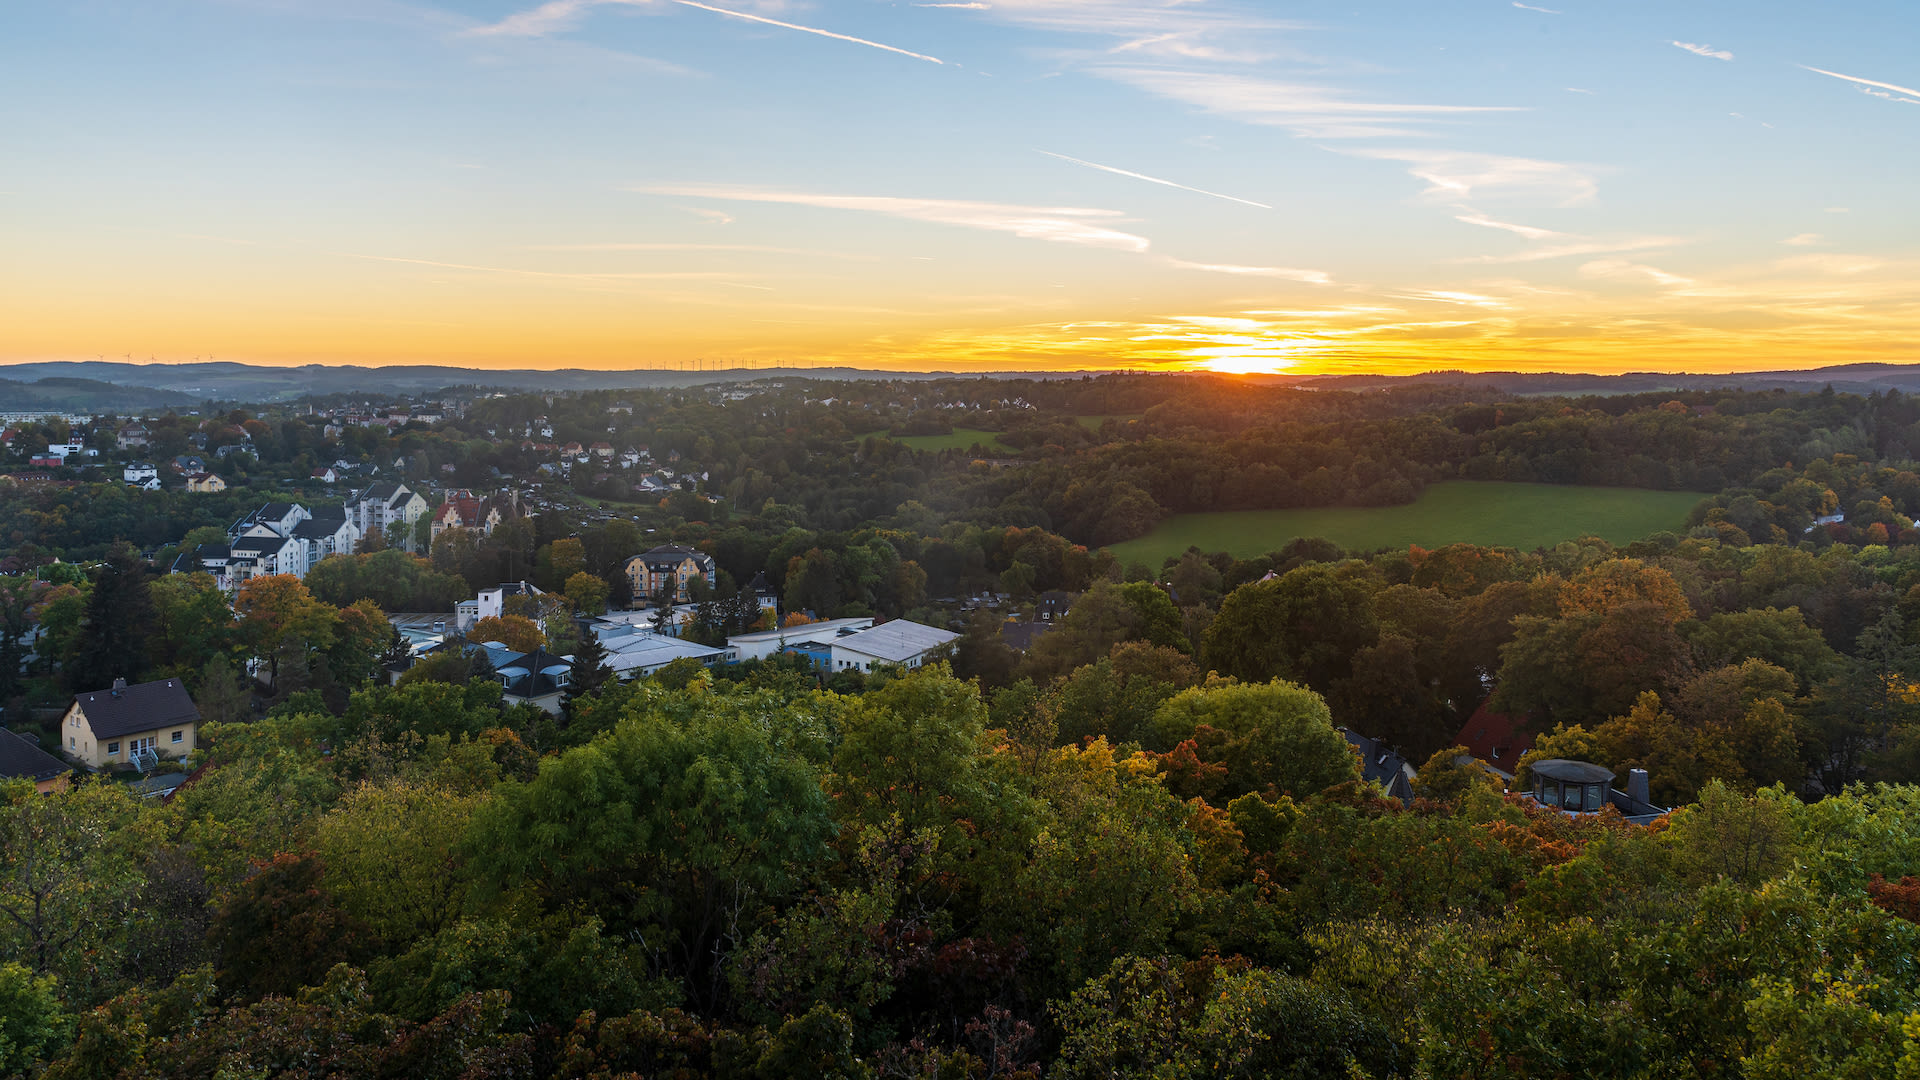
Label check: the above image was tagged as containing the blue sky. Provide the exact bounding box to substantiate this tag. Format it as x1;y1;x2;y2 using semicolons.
3;0;1916;372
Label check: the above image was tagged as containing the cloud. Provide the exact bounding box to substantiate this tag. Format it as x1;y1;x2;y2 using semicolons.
468;0;600;37
1455;213;1563;240
334;252;750;282
672;1;946;64
1389;290;1512;309
915;1;988;6
1458;236;1684;264
685;207;734;225
1351;149;1598;205
470;0;946;64
1579;258;1694;287
1037;150;1271;208
1163;258;1330;283
528;242;874;260
639;185;1151;251
1512;2;1560;12
1095;67;1522;139
1565;87;1594;94
1672;41;1733;61
1783;233;1822;246
1800;65;1920;105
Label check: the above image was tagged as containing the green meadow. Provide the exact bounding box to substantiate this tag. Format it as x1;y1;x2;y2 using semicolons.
1105;481;1704;566
892;428;1014;453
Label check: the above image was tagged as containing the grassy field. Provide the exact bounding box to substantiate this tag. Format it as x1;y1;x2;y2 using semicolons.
893;428;1014;453
1105;481;1704;566
1075;414;1144;430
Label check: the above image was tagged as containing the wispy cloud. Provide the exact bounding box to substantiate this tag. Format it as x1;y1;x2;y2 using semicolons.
1800;65;1920;105
335;252;751;281
1037;150;1271;208
1455;213;1562;240
1580;258;1694;287
915;1;988;6
639;185;1151;251
528;242;875;260
1783;233;1822;246
672;1;946;64
1351;149;1598;205
1513;2;1560;13
1390;289;1512;309
1458;236;1684;264
1094;68;1522;139
469;0;946;64
1163;258;1330;283
684;207;734;225
1672;41;1733;61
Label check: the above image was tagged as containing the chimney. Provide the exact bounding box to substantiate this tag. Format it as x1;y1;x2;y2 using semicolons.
111;677;127;692
1627;768;1651;806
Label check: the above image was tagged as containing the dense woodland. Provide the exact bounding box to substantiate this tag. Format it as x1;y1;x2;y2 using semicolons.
8;376;1920;1077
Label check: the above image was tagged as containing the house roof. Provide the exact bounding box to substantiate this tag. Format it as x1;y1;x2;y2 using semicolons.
254;502;298;522
230;534;292;556
291;517;347;540
72;678;201;739
728;616;875;646
1530;759;1615;784
0;728;69;783
833;620;959;663
1456;702;1534;767
1341;727;1416;803
630;544;715;571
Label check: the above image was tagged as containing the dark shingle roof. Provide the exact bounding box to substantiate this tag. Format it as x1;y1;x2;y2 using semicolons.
229;534;290;556
292;518;346;540
72;679;201;739
0;728;69;783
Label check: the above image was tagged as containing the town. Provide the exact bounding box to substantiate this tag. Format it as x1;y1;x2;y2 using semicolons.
5;370;1920;1076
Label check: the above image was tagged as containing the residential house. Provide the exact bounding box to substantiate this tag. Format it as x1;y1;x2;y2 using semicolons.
184;472;227;493
124;463;158;484
60;677;200;770
28;456;64;468
590;441;615;460
310;466;339;484
170;454;208;474
0;728;71;793
1341;728;1417;803
1455;703;1534;781
117;422;150;448
466;581;545;631
1525;759;1667;824
291;514;357;569
618;447;643;468
472;643;572;715
170;543;232;582
348;482;430;547
625;545;717;604
561;441;585;459
727;616;875;662
591;622;733;679
825;619;958;674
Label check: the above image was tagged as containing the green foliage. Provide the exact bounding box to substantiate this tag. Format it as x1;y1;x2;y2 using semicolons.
1150;679;1359;799
0;962;71;1076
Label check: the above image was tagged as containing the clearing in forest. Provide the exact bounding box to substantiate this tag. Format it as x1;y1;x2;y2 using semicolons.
891;428;1013;452
1105;481;1704;566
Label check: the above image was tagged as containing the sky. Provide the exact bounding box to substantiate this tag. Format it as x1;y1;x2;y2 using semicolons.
2;0;1917;375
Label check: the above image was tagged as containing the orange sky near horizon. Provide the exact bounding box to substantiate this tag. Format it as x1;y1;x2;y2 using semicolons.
5;0;1917;379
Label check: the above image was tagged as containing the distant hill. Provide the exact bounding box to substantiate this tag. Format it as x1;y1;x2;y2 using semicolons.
6;359;1920;405
0;361;1001;402
1294;364;1920;396
0;376;199;412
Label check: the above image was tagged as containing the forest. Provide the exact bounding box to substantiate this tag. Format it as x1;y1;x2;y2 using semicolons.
7;375;1920;1077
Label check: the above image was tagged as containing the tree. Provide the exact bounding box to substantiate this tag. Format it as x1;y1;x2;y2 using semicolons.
565;571;610;616
469;696;836;1009
1411;745;1504;803
1203;565;1377;692
469;615;545;653
148;571;235;678
316;781;486;944
195;654;252;725
0;780;155;985
207;851;371;999
234;575;339;688
68;547;157;692
562;630;616;719
1149;679;1359;800
0;961;70;1077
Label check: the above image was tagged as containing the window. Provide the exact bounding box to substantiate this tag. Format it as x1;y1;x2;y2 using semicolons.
69;736;75;749
107;742;120;755
171;730;184;744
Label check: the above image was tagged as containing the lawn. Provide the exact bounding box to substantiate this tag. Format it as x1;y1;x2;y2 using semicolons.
893;428;1014;453
1105;481;1705;566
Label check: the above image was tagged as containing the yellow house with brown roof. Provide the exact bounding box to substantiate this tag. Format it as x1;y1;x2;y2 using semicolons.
60;677;201;770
